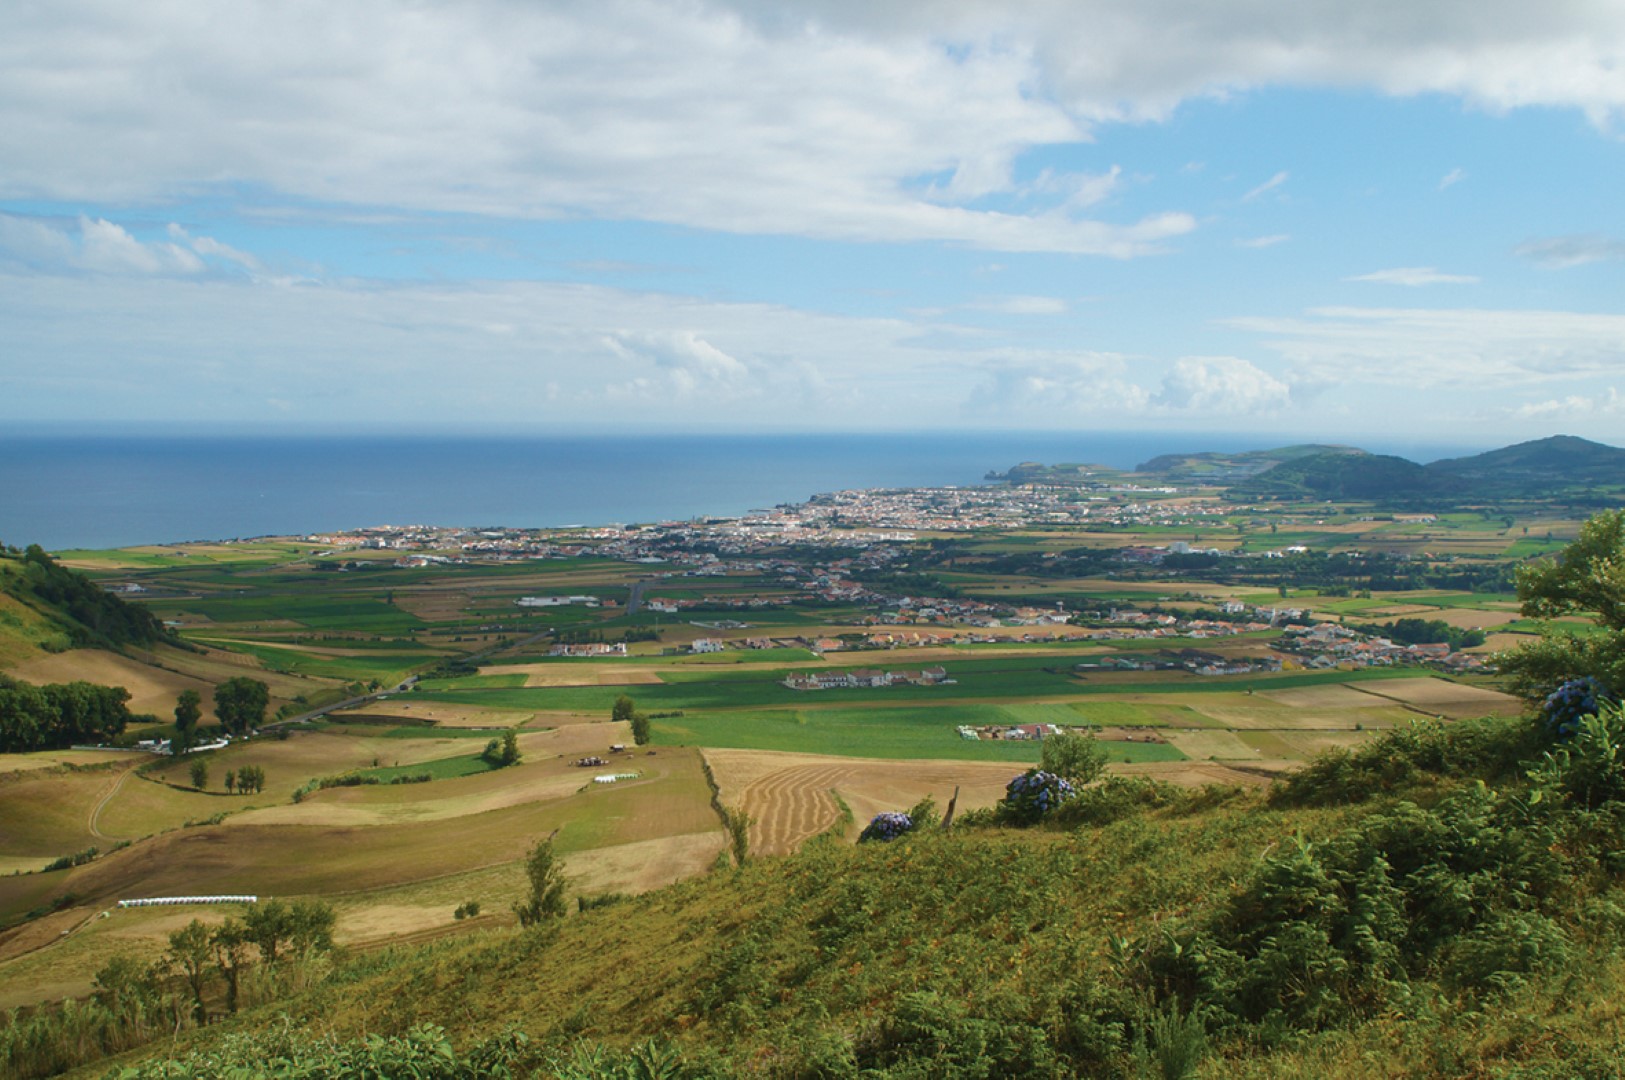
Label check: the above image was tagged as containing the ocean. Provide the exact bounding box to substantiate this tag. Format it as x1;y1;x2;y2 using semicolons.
0;431;1489;551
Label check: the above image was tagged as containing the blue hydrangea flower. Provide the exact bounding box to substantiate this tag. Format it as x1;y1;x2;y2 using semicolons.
1001;768;1076;825
1543;677;1614;740
859;811;914;843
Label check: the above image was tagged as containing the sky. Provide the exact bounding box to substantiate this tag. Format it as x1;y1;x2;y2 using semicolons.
2;0;1624;448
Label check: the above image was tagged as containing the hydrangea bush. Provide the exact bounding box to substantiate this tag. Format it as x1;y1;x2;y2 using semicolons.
1002;769;1076;826
1543;677;1614;741
858;811;914;843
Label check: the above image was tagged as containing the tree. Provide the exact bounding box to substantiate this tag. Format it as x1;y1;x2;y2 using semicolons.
167;919;214;1022
500;729;521;766
612;694;636;724
630;711;651;746
241;899;296;964
236;763;264;793
514;837;568;926
1498;509;1625;699
241;898;334;964
224;769;236;794
212;918;251;1014
189;758;208;790
174;689;202;752
724;804;752;868
213;677;270;736
1041;728;1109;786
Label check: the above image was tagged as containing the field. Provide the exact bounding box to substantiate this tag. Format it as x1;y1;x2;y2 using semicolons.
10;649;217;719
0;510;1562;1022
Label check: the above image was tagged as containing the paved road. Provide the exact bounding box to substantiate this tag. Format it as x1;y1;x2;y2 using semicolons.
627;580;647;615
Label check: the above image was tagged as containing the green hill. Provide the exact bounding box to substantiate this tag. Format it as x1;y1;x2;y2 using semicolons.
1231;449;1463;502
0;545;174;664
1426;434;1625;494
26;706;1625;1078
1135;443;1361;482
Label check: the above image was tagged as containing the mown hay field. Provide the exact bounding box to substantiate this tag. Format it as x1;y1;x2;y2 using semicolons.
705;748;1022;856
10;649;216;719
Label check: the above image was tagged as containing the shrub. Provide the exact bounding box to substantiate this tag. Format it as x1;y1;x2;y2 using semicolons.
858;811;914;843
1001;769;1075;826
1052;776;1179;828
1542;677;1614;741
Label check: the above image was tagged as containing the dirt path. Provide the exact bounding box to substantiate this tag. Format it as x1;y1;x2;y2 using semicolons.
88;765;135;839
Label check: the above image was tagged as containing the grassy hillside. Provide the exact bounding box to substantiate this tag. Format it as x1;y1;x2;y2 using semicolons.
1232;451;1462;503
0;547;175;668
1427;434;1625;493
25;704;1625;1078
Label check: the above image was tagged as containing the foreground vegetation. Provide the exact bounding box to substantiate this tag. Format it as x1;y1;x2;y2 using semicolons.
9;704;1622;1078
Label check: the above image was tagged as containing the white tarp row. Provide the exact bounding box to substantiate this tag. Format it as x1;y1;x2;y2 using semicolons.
117;896;258;907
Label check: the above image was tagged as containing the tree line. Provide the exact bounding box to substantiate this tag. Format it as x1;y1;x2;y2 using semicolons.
0;674;131;751
2;544;174;649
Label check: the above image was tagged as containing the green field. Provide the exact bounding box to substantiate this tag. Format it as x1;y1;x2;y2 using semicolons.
651;705;1186;763
355;752;501;783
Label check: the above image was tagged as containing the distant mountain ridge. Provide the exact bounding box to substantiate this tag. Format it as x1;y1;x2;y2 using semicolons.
1134;444;1363;482
1426;434;1625;493
998;435;1625;505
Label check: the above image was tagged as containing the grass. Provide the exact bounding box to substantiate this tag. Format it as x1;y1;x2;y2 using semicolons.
651;706;1187;763
354;752;501;783
185;639;430;683
410;664;1437;717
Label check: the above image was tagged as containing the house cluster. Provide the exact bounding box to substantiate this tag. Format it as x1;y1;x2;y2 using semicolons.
958;722;1067;741
783;667;950;691
1076;649;1283;677
1278;623;1489;672
547;642;628;657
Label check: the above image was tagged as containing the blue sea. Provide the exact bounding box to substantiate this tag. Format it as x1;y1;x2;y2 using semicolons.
0;432;1490;551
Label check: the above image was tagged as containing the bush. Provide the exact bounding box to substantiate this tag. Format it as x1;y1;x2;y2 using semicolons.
858;811;914;843
1051;776;1179;828
1001;769;1075;826
1542;677;1614;741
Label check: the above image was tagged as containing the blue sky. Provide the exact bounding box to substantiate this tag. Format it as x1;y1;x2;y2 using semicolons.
2;1;1624;449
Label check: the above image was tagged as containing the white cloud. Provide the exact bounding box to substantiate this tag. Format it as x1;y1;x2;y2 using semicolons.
973;296;1070;315
1510;387;1622;419
1238;233;1290;248
1346;266;1480;286
1242;171;1290;202
0;212;227;276
601;330;753;399
1228;306;1625;388
1516;234;1625;268
0;270;979;428
965;353;1152;417
4;3;1625;252
1153;356;1291;413
1439;167;1466;190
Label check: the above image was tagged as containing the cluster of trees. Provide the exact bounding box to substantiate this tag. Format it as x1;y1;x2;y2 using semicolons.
213;677;269;735
0;674;132;751
553;626;658;645
162;900;336;1020
1349;616;1486;651
481;730;521;768
4;545;173;648
613;693;650;745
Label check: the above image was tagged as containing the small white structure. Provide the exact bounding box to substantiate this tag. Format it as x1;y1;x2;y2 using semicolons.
593;773;640;784
118;895;257;908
